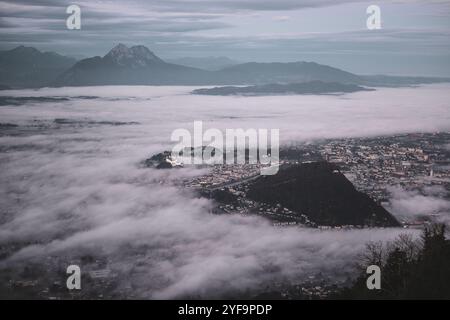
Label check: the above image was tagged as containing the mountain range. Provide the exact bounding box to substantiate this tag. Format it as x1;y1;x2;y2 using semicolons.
54;44;210;86
54;44;363;87
1;44;449;88
0;46;76;88
166;56;239;71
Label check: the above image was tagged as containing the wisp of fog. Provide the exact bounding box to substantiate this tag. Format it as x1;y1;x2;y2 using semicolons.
0;84;449;298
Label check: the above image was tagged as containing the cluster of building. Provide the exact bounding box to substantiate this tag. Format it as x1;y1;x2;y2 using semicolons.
181;160;319;226
183;163;262;189
183;132;450;228
315;133;449;223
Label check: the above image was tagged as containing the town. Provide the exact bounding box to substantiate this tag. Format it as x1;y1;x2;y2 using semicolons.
182;132;450;228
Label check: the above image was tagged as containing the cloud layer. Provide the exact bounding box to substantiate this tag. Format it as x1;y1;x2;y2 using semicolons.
386;185;450;225
0;84;448;298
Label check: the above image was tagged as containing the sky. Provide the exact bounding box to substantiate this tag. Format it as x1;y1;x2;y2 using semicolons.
1;0;450;76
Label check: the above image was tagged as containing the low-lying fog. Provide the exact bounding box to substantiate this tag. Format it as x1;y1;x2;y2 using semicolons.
0;84;449;298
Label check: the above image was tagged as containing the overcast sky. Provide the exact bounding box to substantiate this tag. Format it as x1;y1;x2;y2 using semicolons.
1;0;450;76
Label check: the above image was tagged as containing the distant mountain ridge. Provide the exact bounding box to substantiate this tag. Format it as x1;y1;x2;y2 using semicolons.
166;56;239;71
2;44;450;88
54;45;365;86
0;46;76;88
54;44;210;86
53;44;450;87
103;43;164;68
215;61;361;85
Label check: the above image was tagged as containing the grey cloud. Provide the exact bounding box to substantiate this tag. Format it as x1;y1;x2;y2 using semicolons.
0;0;362;13
3;85;448;297
0;0;449;76
386;185;450;225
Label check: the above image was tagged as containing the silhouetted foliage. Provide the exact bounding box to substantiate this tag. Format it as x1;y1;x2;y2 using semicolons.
338;224;450;299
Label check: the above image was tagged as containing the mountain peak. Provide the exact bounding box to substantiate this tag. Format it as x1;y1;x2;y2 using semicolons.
104;44;163;68
108;43;128;54
10;45;40;55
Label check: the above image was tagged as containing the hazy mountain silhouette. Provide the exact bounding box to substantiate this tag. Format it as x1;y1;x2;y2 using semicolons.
54;44;450;87
3;44;450;87
54;44;211;86
0;46;76;88
54;45;364;86
213;61;362;85
359;74;450;87
166;56;239;71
